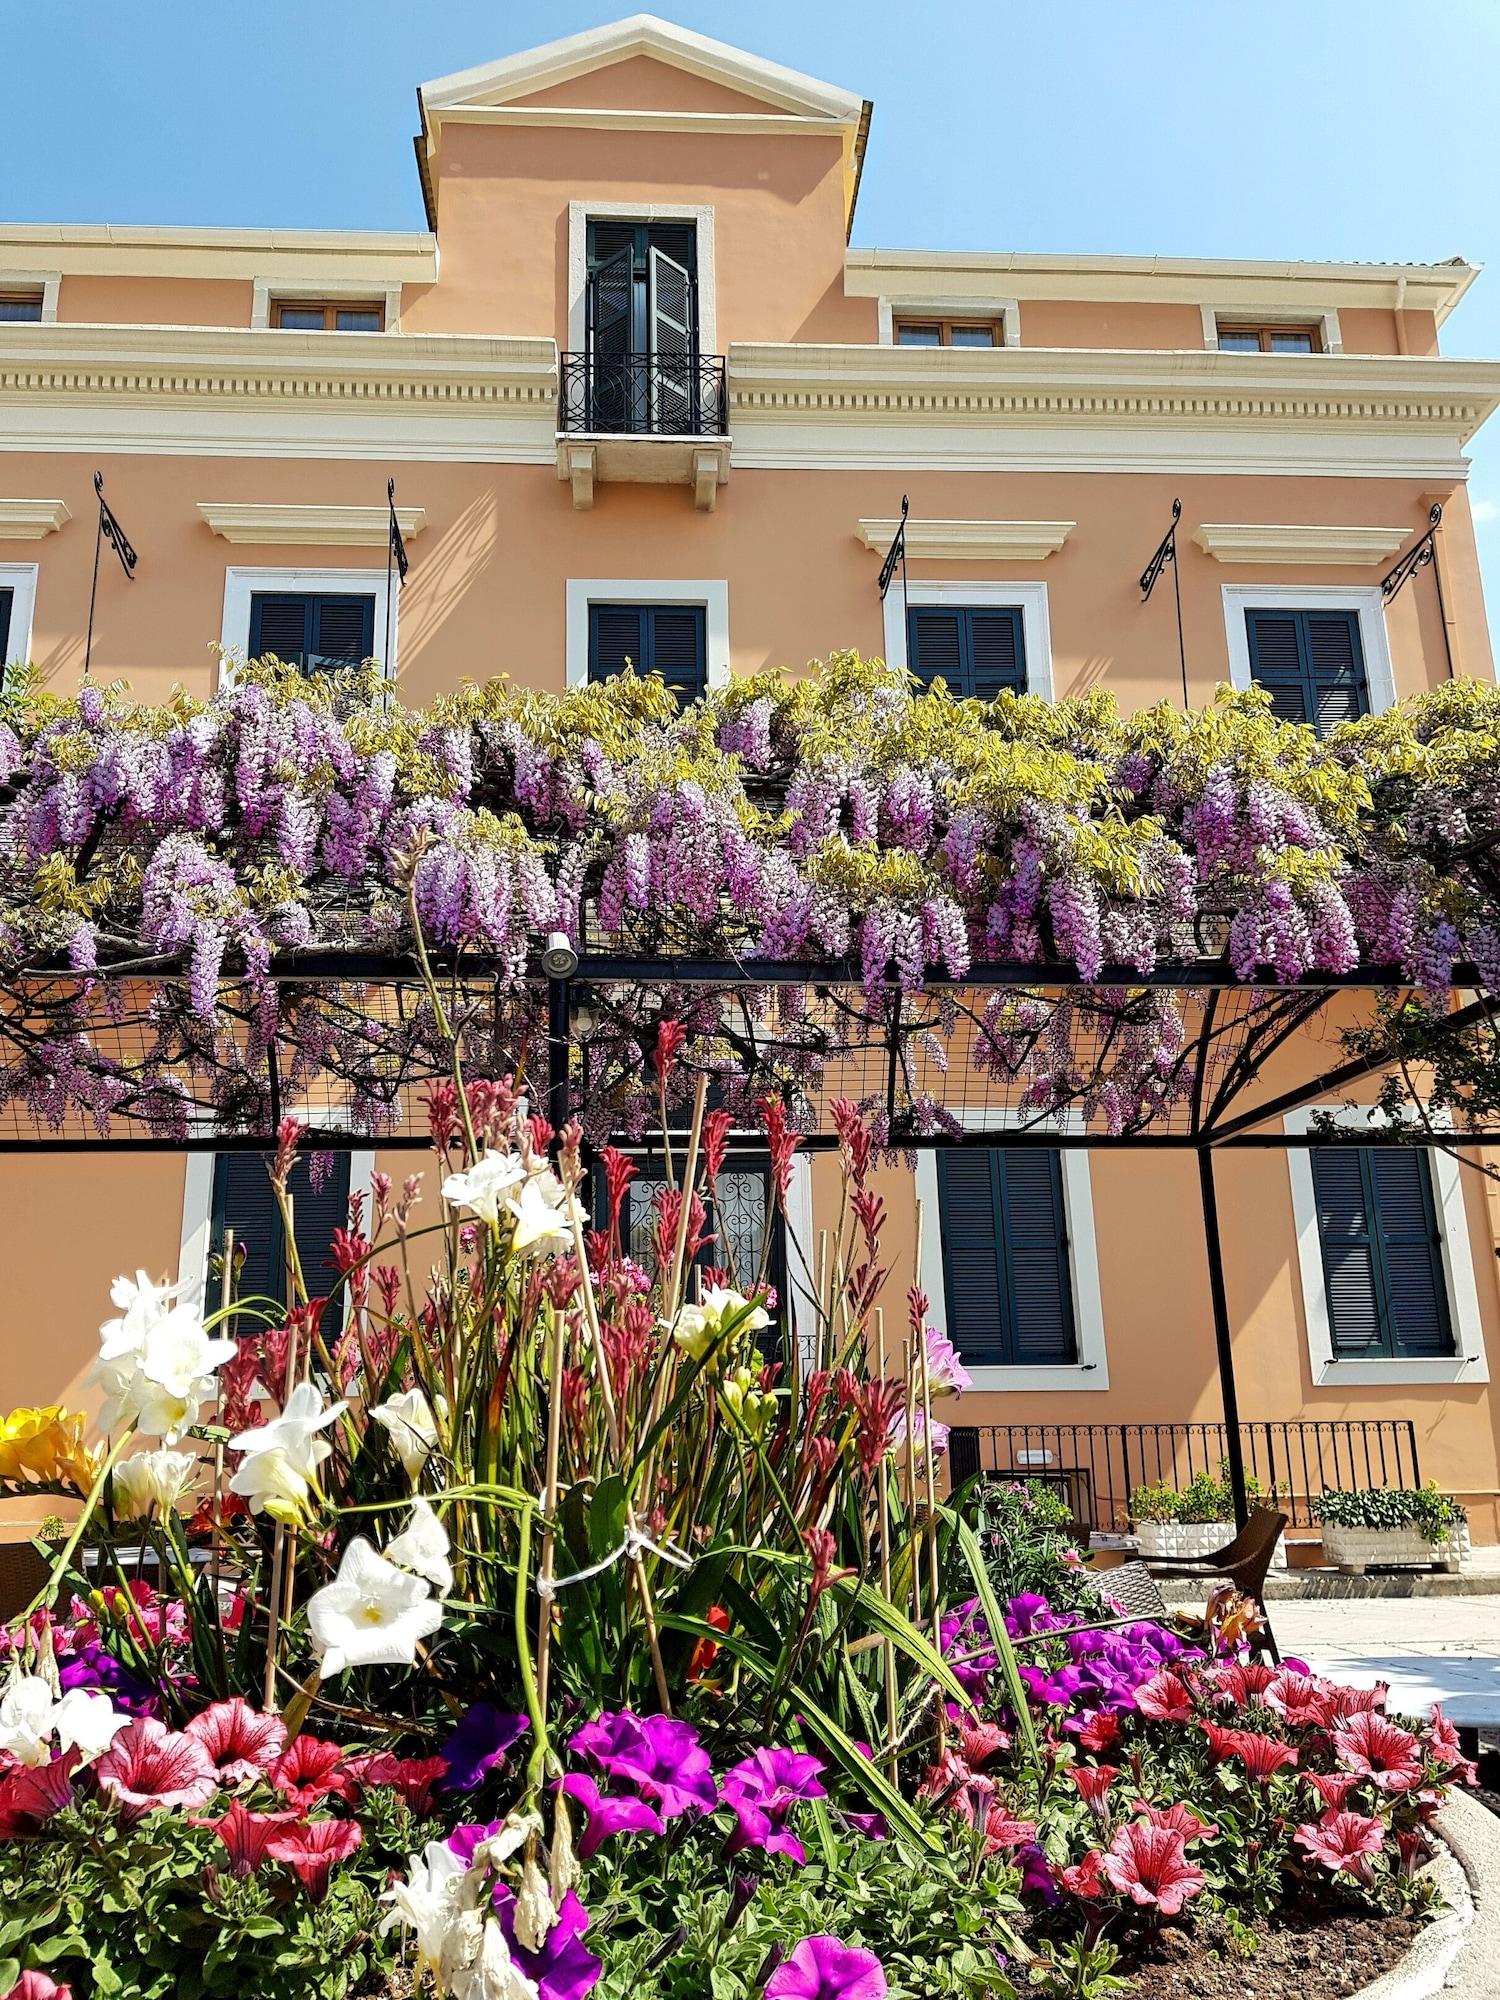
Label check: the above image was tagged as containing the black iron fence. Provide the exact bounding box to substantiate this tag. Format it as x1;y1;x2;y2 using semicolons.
947;1421;1422;1534
558;351;728;438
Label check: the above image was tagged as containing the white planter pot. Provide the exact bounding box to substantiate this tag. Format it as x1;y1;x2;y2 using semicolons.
1134;1518;1288;1569
1319;1520;1470;1575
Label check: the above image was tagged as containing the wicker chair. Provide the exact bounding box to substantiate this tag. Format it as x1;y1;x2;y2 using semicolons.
1139;1506;1288;1662
0;1539;52;1623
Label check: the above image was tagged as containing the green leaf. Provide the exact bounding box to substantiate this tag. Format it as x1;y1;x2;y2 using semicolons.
949;1511;1039;1765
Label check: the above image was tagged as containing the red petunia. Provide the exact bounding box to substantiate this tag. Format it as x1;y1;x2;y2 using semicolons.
1225;1731;1300;1783
346;1752;448;1816
1060;1849;1106;1900
95;1718;218;1824
184;1699;287;1786
1133;1800;1218;1844
269;1734;355;1810
1332;1712;1424;1795
189;1797;302;1876
266;1816;363;1902
1100;1821;1205;1916
0;1753;77;1837
1295;1808;1386;1885
1066;1764;1118;1818
1304;1771;1366;1813
1075;1711;1121;1755
1133;1671;1195;1722
5;1974;75;1999
959;1722;1010;1769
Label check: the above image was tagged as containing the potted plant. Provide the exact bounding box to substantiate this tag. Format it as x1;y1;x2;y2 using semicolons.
1130;1465;1287;1567
1313;1484;1470;1573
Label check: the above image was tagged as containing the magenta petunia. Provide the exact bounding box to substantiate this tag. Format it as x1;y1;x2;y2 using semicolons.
266;1816;363;1902
95;1717;218;1823
188;1797;302;1876
719;1747;826;1864
765;1935;888;2000
556;1770;666;1858
1100;1821;1205;1916
1295;1808;1386;1885
184;1698;287;1785
568;1711;718;1821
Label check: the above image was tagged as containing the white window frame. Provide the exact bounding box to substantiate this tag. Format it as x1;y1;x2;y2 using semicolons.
179;1149;376;1300
1221;584;1396;716
1285;1106;1489;1387
565;578;729;691
915;1110;1109;1393
0;271;60;323
218;565;396;686
879;296;1020;349
882;580;1054;699
252;281;402;333
0;561;39;668
567;202;717;357
1203;306;1342;356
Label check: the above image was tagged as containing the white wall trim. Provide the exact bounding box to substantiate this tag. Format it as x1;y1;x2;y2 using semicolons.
1285;1107;1489;1387
857;519;1073;563
219;564;397;686
252;279;402;333
1201;304;1343;355
2;271;60;323
566;202;716;357
877;295;1020;348
1221;584;1396;715
916;1110;1109;1393
199;502;426;548
1193;523;1407;567
881;579;1054;699
179;1150;376;1302
0;561;39;667
565;577;729;690
784;1156;817;1379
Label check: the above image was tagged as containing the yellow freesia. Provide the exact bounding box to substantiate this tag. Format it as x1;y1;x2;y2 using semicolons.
0;1405;101;1491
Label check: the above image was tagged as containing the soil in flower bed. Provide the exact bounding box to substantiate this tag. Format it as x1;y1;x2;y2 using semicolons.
1088;1905;1421;2000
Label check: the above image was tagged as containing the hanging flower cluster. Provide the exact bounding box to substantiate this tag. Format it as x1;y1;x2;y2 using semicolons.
6;655;1500;1138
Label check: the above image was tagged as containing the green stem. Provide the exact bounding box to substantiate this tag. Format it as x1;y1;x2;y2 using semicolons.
514;1503;550;1794
23;1430;132;1622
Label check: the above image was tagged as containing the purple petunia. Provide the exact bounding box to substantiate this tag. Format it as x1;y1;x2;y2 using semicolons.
719;1747;826;1864
439;1703;530;1793
766;1935;887;2000
559;1710;718;1858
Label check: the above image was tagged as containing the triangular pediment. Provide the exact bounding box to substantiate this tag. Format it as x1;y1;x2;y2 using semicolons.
506;53;790;119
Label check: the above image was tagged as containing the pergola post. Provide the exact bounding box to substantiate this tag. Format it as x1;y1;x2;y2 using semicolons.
547;974;572;1137
1197;1146;1250;1529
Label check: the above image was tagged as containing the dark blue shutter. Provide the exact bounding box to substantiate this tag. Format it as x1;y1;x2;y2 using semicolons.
0;587;12;682
211;1151;352;1338
1246;610;1368;735
1312;1146;1452;1359
937;1148;1076;1366
249;593;375;673
588;604;706;705
907;607;1026;697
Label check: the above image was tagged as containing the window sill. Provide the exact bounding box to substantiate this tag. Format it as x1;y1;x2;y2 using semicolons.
1313;1356;1488;1387
964;1363;1109;1394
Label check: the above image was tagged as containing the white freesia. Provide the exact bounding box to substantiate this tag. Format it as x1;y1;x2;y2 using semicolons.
442;1149;526;1224
671;1285;769;1364
52;1687;129;1765
93;1272;233;1446
372;1387;443;1481
306;1537;443;1678
504;1172;571;1259
98;1271;190;1360
112;1446;199;1521
228;1381;345;1522
0;1674;57;1767
379;1839;470;1975
452;1918;541;2000
385;1497;453;1594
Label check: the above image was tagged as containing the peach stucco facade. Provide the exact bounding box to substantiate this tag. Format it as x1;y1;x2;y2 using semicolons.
5;15;1500;1538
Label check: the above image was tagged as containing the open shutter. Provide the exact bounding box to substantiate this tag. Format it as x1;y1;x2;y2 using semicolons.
309;595;375;671
648;244;696;433
936;1151;1010;1365
646;606;706;704
588;605;648;682
906;609;964;689
968;609;1026;696
0;587;13;667
999;1150;1077;1364
1311;1148;1384;1356
249;594;314;666
1367;1150;1453;1357
211;1152;351;1338
587;239;635;431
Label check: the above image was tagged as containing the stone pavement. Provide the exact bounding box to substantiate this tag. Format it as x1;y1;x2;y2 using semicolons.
1273;1593;1500;1725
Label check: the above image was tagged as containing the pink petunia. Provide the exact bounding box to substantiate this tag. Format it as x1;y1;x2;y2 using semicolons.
184;1699;287;1786
1205;1661;1277;1709
1263;1671;1337;1730
1066;1764;1118;1819
764;1935;887;2000
1333;1713;1424;1795
0;1753;76;1837
1133;1800;1218;1844
1224;1731;1300;1784
347;1751;448;1816
1304;1771;1366;1813
1100;1820;1205;1916
1426;1705;1479;1786
266;1816;363;1902
1060;1849;1107;1900
958;1722;1010;1769
1134;1671;1195;1723
1325;1681;1389;1722
980;1804;1039;1855
95;1718;218;1823
189;1797;302;1876
4;1974;74;1999
1295;1809;1386;1885
269;1734;355;1810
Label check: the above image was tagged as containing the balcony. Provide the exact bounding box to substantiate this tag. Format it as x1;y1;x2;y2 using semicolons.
555;351;730;511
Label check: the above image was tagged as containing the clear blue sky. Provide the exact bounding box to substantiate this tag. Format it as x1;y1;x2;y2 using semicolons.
9;0;1500;620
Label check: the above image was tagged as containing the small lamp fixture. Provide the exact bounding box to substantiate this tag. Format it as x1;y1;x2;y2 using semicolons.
540;932;579;980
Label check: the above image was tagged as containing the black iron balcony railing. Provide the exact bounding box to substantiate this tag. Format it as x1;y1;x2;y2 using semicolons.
947;1419;1422;1534
559;350;728;438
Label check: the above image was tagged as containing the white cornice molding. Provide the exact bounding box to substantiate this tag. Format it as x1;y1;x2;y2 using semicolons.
0;226;435;285
0;498;70;539
844;250;1479;322
1192;522;1409;566
857;518;1073;562
197;502;427;547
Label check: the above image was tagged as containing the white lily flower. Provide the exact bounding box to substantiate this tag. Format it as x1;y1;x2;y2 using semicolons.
379;1839;469;1974
385;1497;453;1594
52;1687;129;1765
504;1173;571;1259
0;1674;58;1767
306;1537;443;1678
372;1387;442;1481
442;1149;527;1224
112;1447;200;1521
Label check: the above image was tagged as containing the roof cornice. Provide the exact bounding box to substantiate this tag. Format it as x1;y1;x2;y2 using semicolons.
0;224;436;283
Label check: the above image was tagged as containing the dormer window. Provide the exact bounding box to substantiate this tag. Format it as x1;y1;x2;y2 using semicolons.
272;299;385;332
1217;320;1321;354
